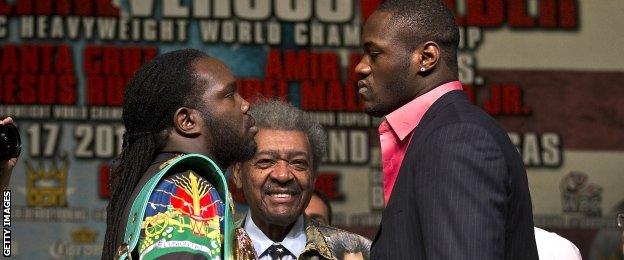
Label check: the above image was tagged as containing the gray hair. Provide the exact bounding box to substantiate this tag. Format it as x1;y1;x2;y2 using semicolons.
249;100;327;172
328;232;371;259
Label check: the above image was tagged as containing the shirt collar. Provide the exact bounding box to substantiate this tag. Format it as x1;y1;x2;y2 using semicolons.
244;213;306;258
383;81;463;140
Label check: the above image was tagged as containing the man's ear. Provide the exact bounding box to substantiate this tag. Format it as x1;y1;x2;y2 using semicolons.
412;41;440;74
173;107;202;136
231;162;243;190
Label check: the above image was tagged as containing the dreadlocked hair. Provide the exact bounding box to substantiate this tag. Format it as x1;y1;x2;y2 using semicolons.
102;49;209;259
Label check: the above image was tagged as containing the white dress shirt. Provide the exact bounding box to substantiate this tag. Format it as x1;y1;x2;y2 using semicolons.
243;213;307;260
535;227;582;260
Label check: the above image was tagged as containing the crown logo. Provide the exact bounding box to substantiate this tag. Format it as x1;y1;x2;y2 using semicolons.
71;227;98;244
25;157;69;207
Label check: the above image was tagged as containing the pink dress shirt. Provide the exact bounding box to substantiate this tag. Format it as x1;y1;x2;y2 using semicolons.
379;81;464;205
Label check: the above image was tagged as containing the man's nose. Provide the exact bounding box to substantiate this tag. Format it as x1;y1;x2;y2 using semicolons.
270;161;294;183
240;96;250;113
355;57;371;79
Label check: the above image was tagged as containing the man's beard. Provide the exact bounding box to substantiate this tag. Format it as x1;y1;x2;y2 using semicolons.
365;79;412;117
202;111;257;169
364;58;413;117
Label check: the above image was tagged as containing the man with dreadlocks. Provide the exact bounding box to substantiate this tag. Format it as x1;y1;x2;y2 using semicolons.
102;49;258;259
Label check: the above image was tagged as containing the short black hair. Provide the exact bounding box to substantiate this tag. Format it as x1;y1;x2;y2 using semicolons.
313;190;333;225
378;0;460;70
102;49;210;259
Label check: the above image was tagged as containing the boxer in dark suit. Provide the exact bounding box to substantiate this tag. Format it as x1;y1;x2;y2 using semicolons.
355;1;539;259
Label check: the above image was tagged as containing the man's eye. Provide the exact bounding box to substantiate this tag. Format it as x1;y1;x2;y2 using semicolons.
254;159;275;168
290;160;309;171
369;51;380;59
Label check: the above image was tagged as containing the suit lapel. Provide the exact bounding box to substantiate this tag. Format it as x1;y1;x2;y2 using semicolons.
373;90;469;244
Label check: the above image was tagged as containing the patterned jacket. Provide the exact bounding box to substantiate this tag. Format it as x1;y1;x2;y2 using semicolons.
234;216;371;260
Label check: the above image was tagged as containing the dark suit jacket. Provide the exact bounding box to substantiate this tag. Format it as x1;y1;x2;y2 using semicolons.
370;90;539;260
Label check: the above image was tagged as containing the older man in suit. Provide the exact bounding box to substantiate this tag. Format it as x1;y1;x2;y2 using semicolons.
232;100;371;260
355;0;538;259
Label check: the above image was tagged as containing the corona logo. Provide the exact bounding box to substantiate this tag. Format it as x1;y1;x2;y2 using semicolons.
25;158;69;207
71;227;98;244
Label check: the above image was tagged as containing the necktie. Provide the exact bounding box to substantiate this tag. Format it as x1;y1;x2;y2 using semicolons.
266;243;291;260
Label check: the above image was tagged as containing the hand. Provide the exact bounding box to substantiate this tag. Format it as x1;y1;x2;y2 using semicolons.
1;117;18;190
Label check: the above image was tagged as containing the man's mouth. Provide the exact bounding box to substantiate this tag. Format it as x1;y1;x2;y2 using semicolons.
266;190;299;203
357;80;369;96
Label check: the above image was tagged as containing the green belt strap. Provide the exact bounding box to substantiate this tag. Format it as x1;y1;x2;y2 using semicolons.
118;154;233;260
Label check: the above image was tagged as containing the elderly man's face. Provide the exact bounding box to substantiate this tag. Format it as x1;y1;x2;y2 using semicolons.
234;129;316;227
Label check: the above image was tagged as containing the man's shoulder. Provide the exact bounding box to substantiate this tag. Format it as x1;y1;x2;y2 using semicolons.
310;220;365;237
306;219;371;259
416;92;509;147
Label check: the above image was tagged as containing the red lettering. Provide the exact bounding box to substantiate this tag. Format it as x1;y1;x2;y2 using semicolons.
344;80;360;112
482;83;530;116
284;50;309;81
58;74;76;104
1;45;17;73
18;74;36;103
38;74;56;104
34;0;52;15
15;0;33;15
502;84;531;115
309;52;320;80
466;0;504;27
539;0;557;28
320;53;339;81
442;0;466;26
508;0;535;27
301;80;326;110
462;84;476;104
265;49;283;79
39;45;54;73
238;79;262;101
56;45;74;73
1;75;16;103
56;0;71;15
96;0;119;16
84;46;101;74
0;0;11;15
121;47;143;76
326;81;345;110
315;173;343;201
106;76;125;106
483;83;502;115
143;47;157;63
103;47;121;75
75;0;93;16
559;0;578;28
20;45;38;73
88;75;105;105
99;164;110;199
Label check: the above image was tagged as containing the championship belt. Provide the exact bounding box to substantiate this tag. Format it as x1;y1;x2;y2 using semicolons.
116;154;234;260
